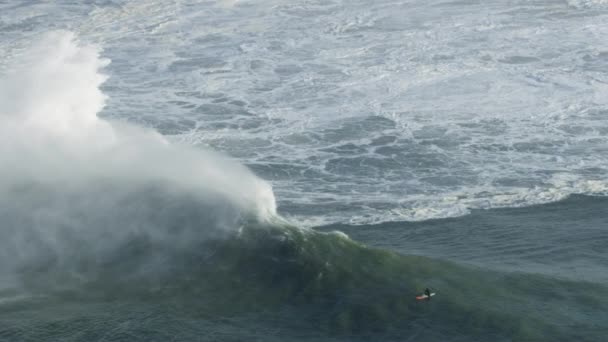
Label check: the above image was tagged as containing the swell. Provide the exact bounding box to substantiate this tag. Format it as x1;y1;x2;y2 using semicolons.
3;200;607;341
320;194;608;284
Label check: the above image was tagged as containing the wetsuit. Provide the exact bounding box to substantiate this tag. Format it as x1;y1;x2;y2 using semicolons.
424;288;431;300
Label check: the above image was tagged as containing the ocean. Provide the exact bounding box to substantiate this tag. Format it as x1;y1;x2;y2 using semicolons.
1;0;607;341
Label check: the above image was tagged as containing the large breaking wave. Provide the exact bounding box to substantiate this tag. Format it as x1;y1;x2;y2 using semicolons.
0;31;276;287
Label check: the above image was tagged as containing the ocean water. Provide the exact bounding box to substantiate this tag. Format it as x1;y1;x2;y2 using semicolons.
1;0;607;341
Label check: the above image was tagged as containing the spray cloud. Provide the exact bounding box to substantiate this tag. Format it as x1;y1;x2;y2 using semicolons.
0;31;277;287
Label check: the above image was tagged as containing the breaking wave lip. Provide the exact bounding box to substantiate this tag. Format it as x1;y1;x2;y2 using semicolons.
0;30;277;221
0;30;280;292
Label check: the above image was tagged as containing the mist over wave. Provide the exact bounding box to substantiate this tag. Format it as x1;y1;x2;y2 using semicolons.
0;31;276;288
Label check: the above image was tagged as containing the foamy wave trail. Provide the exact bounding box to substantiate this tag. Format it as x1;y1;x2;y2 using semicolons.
568;0;608;8
0;31;277;286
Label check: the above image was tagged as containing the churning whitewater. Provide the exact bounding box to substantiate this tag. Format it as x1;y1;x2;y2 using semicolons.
3;0;608;227
0;31;277;287
1;1;608;341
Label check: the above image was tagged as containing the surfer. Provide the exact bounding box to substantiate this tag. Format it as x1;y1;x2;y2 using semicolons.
415;288;434;301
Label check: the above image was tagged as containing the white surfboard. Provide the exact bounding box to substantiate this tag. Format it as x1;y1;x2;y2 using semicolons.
416;293;436;300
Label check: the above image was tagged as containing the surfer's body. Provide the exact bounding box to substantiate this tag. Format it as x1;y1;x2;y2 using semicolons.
416;288;435;301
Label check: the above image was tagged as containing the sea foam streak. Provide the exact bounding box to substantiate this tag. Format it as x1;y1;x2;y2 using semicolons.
0;31;276;286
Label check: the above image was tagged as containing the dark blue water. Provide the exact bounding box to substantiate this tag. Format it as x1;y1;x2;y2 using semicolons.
322;194;608;284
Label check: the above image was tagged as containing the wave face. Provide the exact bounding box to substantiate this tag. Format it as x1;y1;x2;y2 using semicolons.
3;217;608;341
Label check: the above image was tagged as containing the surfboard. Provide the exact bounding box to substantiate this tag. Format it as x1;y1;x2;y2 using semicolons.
416;293;436;300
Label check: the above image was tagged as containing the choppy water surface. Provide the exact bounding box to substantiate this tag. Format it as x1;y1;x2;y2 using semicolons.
1;1;608;341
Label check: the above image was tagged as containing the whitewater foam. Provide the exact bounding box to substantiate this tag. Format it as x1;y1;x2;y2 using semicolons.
3;1;608;227
0;31;278;284
0;30;276;217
